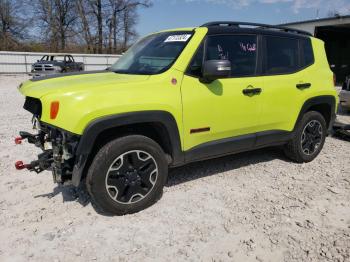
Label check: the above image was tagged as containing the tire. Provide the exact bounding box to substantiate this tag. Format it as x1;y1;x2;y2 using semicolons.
284;111;327;163
86;135;168;215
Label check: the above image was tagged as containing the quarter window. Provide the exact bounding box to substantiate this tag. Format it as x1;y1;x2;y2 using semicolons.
301;38;314;67
264;36;299;74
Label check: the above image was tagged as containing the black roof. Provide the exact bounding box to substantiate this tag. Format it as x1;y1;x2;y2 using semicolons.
200;21;313;37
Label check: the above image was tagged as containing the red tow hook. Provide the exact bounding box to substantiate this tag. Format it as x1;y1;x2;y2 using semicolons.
15;136;23;145
15;161;30;170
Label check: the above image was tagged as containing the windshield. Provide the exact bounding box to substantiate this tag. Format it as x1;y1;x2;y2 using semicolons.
52;56;65;62
110;31;193;75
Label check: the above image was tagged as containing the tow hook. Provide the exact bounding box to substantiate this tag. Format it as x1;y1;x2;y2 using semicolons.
14;159;42;173
15;161;30;170
15;137;22;144
15;131;41;145
14;150;53;174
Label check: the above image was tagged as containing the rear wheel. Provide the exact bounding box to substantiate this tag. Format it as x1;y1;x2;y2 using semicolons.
86;135;168;215
284;111;327;163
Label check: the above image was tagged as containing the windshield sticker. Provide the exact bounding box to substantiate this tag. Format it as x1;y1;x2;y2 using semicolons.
164;34;191;43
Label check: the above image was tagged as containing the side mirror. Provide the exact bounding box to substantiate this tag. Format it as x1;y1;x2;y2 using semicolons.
200;60;231;83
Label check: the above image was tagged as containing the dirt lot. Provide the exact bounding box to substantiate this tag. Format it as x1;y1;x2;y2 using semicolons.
0;75;349;262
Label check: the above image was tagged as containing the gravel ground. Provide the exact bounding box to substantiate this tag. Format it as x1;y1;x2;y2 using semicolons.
0;74;349;262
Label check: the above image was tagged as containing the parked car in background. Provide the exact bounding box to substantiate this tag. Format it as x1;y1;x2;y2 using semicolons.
340;75;350;110
30;55;84;77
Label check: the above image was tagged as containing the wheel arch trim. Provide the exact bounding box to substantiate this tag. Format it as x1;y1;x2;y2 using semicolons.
72;111;184;187
295;95;336;130
75;110;183;163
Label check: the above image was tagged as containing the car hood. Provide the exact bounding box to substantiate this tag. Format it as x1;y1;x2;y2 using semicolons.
19;71;150;98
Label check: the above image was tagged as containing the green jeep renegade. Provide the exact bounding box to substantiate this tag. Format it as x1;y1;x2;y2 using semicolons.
16;22;338;215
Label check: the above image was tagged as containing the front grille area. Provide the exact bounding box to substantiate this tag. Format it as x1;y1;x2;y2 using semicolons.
33;64;54;71
34;65;43;71
44;65;54;70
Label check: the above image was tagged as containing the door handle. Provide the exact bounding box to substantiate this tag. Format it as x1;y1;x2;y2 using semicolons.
296;83;311;89
242;87;262;96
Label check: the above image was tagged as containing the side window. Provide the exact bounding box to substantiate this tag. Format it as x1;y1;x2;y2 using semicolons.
300;38;314;67
187;43;204;77
206;35;257;77
264;36;299;74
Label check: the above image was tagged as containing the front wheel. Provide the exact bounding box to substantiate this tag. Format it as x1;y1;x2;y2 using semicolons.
284;111;327;163
86;135;168;215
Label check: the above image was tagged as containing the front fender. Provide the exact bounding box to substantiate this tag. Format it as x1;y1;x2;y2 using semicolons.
71;111;184;186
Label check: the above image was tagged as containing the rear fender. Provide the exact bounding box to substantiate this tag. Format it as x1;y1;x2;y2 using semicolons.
294;95;336;131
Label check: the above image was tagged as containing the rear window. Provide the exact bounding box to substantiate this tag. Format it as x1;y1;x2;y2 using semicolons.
264;36;299;74
264;36;314;75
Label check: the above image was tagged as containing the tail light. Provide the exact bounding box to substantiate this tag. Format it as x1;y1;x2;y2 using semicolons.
50;101;60;119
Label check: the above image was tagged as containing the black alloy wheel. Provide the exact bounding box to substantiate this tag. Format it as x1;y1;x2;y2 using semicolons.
105;150;158;204
86;135;168;215
284;111;327;163
300;120;323;155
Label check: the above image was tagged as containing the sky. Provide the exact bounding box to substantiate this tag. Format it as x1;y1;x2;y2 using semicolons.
136;0;350;36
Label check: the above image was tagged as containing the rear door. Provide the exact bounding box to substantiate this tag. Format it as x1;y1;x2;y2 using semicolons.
257;35;307;144
181;34;263;157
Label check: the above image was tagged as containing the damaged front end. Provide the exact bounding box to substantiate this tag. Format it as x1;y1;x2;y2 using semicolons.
15;97;80;185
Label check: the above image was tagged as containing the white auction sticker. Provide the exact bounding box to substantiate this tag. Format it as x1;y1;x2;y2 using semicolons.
164;34;191;42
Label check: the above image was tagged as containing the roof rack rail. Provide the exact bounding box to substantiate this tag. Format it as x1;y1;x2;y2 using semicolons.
200;21;313;36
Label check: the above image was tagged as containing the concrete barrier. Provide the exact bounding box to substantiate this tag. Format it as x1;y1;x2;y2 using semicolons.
0;51;121;74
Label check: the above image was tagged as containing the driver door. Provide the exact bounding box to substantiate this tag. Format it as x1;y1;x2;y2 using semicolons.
181;34;263;159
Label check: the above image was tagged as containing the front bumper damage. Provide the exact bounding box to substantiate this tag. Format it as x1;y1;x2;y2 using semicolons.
15;119;81;185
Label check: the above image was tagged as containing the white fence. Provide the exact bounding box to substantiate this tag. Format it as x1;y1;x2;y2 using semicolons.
0;51;122;74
